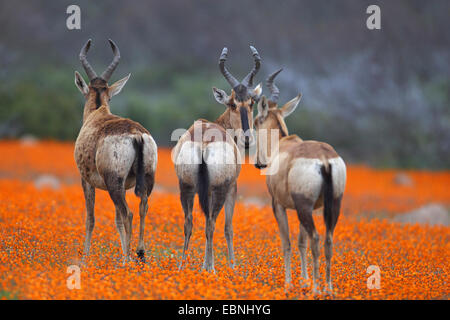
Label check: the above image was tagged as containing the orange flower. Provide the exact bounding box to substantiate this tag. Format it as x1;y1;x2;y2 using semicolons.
0;140;448;299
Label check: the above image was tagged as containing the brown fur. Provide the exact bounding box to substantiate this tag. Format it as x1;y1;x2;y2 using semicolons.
188;119;228;143
255;98;346;294
214;89;255;149
281;136;338;159
216;101;253;135
97;115;149;138
255;109;288;139
75;78;157;264
174;92;250;272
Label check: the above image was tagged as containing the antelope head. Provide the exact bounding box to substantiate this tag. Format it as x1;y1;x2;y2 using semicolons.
74;39;130;122
212;46;263;149
254;69;302;168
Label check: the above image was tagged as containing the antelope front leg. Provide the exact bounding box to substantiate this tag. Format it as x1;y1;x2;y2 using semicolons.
272;199;292;287
81;179;95;260
125;208;133;259
136;195;148;262
224;182;237;268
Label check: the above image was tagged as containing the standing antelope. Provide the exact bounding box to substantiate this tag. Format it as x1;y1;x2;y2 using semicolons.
172;47;262;272
254;69;346;294
74;39;157;263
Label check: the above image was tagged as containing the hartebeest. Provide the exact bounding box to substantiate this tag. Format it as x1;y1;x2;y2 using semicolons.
74;39;157;263
172;47;262;272
254;69;346;294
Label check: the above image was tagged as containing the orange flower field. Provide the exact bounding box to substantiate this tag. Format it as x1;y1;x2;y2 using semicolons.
0;140;449;299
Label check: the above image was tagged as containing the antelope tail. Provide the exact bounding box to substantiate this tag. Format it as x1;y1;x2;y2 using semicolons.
133;136;146;197
320;156;333;229
197;153;210;217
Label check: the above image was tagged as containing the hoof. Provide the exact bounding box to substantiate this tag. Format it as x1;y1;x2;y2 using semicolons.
324;289;334;296
284;281;293;291
137;249;145;262
299;279;309;289
80;256;88;268
312;288;322;296
324;284;334;296
202;264;216;274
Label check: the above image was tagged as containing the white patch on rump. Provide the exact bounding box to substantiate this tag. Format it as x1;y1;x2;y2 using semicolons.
174;141;202;186
329;157;347;197
204;141;237;186
96;135;136;179
288;158;324;201
288;157;346;201
142;133;158;172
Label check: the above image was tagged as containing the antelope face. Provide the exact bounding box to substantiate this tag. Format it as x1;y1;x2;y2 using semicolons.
212;84;262;149
254;97;283;168
214;46;263;149
74;39;130;121
254;70;302;169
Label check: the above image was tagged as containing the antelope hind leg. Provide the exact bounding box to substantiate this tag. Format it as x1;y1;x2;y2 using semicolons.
178;183;195;270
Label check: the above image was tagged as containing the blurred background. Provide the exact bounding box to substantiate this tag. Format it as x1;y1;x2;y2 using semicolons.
0;0;449;168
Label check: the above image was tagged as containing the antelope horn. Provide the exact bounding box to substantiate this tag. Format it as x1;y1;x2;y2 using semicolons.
79;39;97;81
101;39;121;81
266;68;283;103
219;47;240;88
241;45;261;87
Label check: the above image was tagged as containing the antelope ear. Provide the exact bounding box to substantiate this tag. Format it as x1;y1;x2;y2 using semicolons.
109;73;131;97
257;95;269;118
251;83;262;100
212;87;229;105
74;71;89;96
280;93;302;118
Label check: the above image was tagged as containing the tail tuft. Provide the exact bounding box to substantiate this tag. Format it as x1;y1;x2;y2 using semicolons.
133;137;146;197
321;163;333;229
197;153;210;216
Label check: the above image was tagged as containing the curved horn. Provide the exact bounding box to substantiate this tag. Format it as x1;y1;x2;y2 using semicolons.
241;46;261;87
219;47;240;88
101;39;121;81
79;39;97;81
266;68;283;103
